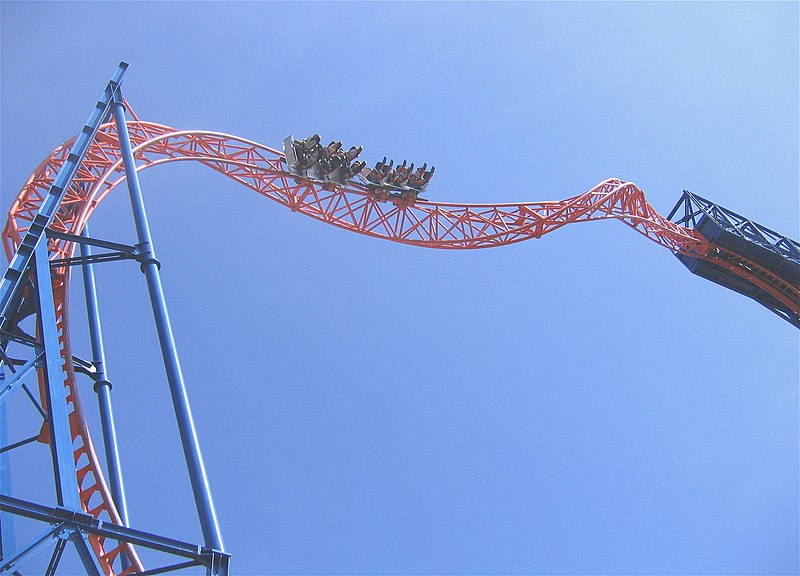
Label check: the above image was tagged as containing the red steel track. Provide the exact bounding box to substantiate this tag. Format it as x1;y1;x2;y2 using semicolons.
4;113;799;574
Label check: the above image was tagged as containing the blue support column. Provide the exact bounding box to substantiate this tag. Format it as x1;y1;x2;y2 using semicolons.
33;242;80;512
110;97;225;552
79;226;129;528
68;530;103;576
0;383;16;560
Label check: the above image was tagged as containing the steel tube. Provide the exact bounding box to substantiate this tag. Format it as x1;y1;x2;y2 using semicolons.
111;99;224;552
0;522;64;574
0;396;16;558
79;226;129;527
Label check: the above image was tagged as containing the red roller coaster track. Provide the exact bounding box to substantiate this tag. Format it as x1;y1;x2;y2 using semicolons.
3;109;799;575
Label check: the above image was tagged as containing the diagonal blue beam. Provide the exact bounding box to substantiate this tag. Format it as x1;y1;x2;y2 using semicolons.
0;353;42;405
44;537;67;576
0;522;64;574
68;529;103;576
33;242;80;511
111;95;225;552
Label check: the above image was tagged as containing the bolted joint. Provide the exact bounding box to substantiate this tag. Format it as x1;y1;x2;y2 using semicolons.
138;257;161;272
53;506;99;530
92;378;113;393
110;96;126;111
134;243;161;271
200;548;231;576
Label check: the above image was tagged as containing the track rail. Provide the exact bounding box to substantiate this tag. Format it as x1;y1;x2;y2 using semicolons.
4;116;798;574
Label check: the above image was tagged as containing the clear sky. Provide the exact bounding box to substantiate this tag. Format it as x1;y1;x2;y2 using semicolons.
1;2;798;575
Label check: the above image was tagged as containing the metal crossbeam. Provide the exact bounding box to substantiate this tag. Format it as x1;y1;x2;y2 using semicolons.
0;330;36;349
51;252;138;267
0;353;41;405
0;434;39;455
45;228;139;255
46;228;140;267
0;494;230;575
0;522;64;574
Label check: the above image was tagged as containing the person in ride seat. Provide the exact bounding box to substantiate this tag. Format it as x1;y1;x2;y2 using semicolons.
327;150;346;171
346;146;363;162
348;161;366;178
296;134;320;153
421;165;435;187
378;158;393;180
324;141;342;157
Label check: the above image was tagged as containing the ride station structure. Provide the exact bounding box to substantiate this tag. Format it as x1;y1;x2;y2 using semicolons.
1;63;798;575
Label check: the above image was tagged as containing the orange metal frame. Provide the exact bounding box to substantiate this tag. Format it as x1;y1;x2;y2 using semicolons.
3;110;798;574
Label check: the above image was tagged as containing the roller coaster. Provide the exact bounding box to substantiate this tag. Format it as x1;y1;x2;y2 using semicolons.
1;63;797;575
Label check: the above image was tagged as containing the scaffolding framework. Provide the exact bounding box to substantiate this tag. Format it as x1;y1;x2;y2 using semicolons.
0;62;228;576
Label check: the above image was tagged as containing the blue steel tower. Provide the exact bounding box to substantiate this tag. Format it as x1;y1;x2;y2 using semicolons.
0;63;229;575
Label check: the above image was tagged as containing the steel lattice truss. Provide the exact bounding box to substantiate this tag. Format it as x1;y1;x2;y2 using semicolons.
2;109;799;575
670;190;800;264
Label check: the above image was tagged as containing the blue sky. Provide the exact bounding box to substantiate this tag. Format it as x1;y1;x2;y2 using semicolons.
1;2;798;574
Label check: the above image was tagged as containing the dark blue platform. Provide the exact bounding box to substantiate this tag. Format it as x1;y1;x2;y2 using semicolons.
668;191;800;327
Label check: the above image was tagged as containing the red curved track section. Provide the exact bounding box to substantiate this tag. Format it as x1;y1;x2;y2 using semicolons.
4;114;799;574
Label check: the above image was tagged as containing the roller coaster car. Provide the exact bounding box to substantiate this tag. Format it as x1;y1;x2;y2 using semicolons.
283;134;365;186
360;172;428;206
359;160;434;205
